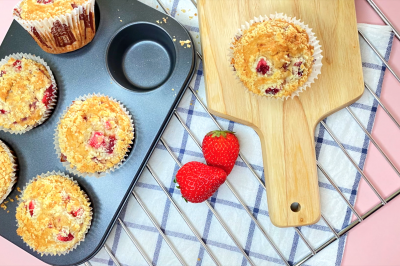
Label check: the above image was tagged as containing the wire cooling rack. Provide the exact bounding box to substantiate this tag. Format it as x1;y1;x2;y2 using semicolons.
82;0;400;265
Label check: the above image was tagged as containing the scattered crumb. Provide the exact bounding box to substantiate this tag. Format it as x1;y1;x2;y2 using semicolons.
196;35;199;38
173;39;176;42
187;44;191;48
180;40;191;46
119;17;120;18
1;203;6;210
195;13;197;16
189;16;193;20
120;20;123;22
167;8;170;11
172;88;174;91
156;20;160;23
15;195;19;200
7;211;9;213
198;258;201;261
163;17;167;23
156;5;158;8
181;9;186;13
117;9;119;11
9;198;13;202
17;187;21;192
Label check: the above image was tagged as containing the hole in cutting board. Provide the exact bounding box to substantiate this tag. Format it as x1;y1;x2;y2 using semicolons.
290;202;301;212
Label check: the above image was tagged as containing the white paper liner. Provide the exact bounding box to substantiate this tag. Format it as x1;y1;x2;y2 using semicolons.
0;53;58;134
13;0;96;54
15;171;93;256
0;140;18;205
54;93;135;178
228;13;323;100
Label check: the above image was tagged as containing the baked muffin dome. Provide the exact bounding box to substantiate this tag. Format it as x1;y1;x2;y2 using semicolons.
18;0;89;21
0;140;16;204
0;57;55;132
231;18;314;98
16;173;92;255
57;95;134;175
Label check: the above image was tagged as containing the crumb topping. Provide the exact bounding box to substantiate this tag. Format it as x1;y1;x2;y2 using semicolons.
0;143;13;201
0;57;54;131
231;19;314;98
16;175;91;255
19;0;88;21
58;96;134;174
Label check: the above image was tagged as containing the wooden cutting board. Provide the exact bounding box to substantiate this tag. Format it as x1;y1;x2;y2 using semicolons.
198;0;364;227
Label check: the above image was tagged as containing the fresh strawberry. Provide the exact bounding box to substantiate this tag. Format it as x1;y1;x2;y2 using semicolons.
28;200;35;217
57;233;74;242
42;85;54;108
176;161;227;203
202;130;240;175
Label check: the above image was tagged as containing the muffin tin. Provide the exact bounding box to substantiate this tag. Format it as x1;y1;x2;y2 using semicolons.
0;0;195;265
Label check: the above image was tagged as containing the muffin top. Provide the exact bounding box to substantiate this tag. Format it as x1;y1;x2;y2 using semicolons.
0;57;54;132
0;142;14;202
16;174;91;255
231;18;314;98
17;0;88;21
58;96;134;174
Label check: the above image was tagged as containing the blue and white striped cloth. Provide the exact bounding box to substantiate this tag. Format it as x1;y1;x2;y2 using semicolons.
89;0;395;265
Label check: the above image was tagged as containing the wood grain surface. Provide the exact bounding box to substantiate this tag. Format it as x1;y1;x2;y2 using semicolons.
198;0;364;227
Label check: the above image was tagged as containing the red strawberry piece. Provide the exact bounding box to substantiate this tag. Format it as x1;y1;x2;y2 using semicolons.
29;101;38;111
62;193;70;202
282;63;289;71
71;208;84;218
176;162;227;203
71;3;78;8
60;153;68;162
256;58;269;75
88;132;104;148
265;88;280;95
104;135;116;154
13;60;22;72
37;0;53;4
42;85;54;108
13;8;22;18
294;61;302;67
202;130;240;175
28;200;35;217
105;120;112;130
0;70;5;77
57;233;74;242
0;110;7;114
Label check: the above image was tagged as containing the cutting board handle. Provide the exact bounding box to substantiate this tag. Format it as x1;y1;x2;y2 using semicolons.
258;97;320;227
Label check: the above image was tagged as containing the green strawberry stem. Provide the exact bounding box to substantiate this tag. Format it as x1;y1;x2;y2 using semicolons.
207;130;235;138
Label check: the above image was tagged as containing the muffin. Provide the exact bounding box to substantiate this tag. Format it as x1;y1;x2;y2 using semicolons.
0;54;57;133
0;140;17;204
230;15;322;99
56;95;134;176
16;172;92;255
13;0;96;54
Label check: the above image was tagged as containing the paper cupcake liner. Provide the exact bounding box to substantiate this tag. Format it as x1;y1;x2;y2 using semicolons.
54;93;135;178
16;171;93;256
0;53;58;134
0;140;18;205
13;0;96;54
228;13;323;100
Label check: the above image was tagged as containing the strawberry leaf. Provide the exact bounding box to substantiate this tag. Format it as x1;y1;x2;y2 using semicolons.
207;130;235;138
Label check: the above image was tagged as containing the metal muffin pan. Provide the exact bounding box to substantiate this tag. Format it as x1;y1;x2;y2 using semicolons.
0;0;195;265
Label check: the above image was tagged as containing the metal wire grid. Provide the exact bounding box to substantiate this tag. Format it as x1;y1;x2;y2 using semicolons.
82;0;400;265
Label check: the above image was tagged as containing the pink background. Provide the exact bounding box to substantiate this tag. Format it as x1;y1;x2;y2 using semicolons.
1;0;400;265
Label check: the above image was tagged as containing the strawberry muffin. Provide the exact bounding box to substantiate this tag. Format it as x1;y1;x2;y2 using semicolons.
16;173;92;255
0;140;17;204
56;95;134;176
13;0;96;54
230;18;315;98
0;55;56;133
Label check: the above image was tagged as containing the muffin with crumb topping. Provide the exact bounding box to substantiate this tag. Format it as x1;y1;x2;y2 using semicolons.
230;18;315;98
16;173;92;255
56;95;134;176
0;56;56;133
13;0;96;54
0;140;17;204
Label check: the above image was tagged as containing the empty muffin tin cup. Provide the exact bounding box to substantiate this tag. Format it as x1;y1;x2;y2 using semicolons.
107;22;176;92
